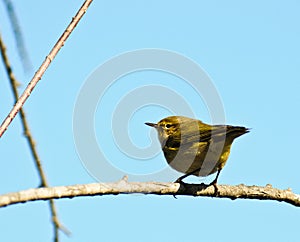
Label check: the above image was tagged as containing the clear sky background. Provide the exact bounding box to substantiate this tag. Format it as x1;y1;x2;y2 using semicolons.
0;1;300;241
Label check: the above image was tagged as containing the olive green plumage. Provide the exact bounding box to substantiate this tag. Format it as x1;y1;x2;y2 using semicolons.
145;116;249;184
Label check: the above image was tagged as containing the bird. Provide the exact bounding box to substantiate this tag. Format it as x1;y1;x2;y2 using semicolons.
145;116;249;184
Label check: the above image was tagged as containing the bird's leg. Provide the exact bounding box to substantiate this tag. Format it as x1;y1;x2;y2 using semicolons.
175;167;222;188
174;167;201;183
208;169;222;196
208;169;221;186
173;167;202;199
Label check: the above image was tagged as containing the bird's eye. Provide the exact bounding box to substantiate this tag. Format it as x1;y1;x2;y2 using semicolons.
165;124;172;129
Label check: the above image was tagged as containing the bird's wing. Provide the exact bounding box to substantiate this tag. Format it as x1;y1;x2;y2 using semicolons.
165;122;248;148
178;124;228;144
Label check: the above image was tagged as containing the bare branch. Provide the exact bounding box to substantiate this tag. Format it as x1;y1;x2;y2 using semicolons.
0;33;70;241
1;179;299;208
0;0;93;137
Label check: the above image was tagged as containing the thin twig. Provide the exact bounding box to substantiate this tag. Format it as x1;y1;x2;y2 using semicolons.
0;0;93;137
0;179;299;208
0;33;70;241
2;0;33;71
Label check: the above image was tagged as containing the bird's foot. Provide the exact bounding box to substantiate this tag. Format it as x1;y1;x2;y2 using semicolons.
208;180;219;196
174;178;186;184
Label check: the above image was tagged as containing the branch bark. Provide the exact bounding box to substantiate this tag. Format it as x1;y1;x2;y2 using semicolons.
1;177;299;208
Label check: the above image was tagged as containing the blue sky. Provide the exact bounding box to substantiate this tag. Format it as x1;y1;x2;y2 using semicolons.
0;1;300;241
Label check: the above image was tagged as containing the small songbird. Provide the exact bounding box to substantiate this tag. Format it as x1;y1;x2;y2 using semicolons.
145;116;249;184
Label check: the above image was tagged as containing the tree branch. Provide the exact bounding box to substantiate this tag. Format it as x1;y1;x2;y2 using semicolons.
1;178;299;208
0;0;93;137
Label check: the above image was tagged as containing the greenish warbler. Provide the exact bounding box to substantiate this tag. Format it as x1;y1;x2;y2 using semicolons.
145;116;249;184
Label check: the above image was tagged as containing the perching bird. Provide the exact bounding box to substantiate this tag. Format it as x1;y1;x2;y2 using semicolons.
145;116;249;184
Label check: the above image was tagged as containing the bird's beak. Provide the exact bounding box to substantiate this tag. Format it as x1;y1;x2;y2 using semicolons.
145;122;158;128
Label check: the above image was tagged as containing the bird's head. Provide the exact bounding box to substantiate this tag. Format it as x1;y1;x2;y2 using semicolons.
145;116;206;146
145;116;183;145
